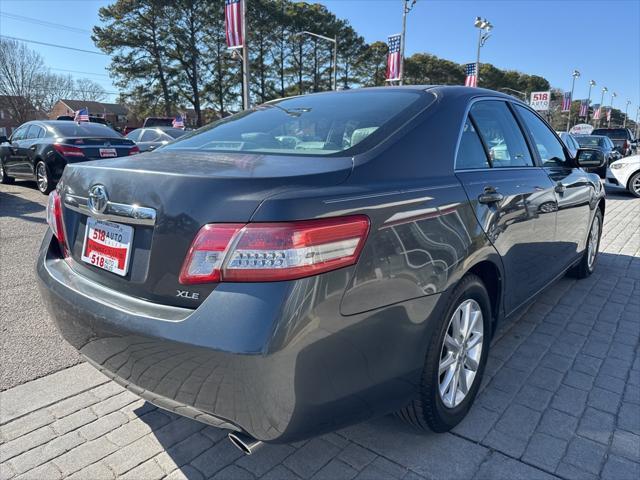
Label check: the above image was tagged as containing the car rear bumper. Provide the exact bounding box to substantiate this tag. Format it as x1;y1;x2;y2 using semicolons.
37;231;444;443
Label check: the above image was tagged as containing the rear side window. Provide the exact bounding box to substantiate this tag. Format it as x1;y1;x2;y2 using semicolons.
165;90;433;156
515;105;568;167
456;119;489;169
140;130;161;142
470;101;534;167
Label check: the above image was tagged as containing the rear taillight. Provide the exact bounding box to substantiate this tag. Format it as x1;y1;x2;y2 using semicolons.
179;216;370;284
46;190;68;256
129;146;140;155
53;144;84;158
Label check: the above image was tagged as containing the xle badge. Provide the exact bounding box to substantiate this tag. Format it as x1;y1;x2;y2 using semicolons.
176;290;200;300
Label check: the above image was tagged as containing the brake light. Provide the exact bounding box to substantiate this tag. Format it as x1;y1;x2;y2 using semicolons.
129;145;140;155
179;216;370;284
53;144;84;158
46;190;68;256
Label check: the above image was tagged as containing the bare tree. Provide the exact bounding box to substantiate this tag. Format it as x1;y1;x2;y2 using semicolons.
33;73;75;113
0;38;46;123
74;78;108;102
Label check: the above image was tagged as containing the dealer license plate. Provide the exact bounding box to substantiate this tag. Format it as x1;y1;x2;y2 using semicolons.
81;217;134;276
99;148;117;158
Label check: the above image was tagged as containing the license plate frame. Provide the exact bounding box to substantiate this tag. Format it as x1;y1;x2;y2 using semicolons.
81;217;134;277
99;148;117;158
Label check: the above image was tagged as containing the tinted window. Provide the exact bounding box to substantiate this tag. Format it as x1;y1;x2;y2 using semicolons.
140;130;161;142
165;90;432;156
515;106;568;167
52;123;121;138
11;125;28;141
470;101;534;167
592;128;629;139
456;119;489;169
163;128;186;139
126;129;142;141
575;136;601;148
26;125;44;139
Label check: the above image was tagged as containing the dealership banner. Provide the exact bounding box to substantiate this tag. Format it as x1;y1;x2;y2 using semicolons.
530;91;551;111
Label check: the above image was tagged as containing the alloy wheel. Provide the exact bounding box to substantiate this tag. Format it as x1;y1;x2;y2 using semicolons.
36;163;48;192
587;215;600;270
632;175;640;196
438;299;484;409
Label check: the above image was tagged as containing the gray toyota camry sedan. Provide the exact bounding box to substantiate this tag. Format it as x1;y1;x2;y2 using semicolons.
38;86;606;452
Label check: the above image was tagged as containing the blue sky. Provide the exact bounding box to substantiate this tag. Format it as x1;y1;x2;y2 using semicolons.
1;0;638;117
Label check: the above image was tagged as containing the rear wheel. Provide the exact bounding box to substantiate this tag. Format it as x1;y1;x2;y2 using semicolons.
628;172;640;198
398;274;491;432
0;160;14;184
570;209;603;279
35;161;53;194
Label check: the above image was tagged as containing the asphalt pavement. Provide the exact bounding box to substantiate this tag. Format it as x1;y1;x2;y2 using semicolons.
0;180;81;391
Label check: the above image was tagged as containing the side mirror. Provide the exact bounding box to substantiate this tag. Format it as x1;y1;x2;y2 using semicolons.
0;135;8;144
576;148;606;169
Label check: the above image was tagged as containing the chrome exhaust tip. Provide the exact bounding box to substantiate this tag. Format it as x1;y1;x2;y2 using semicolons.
228;432;263;455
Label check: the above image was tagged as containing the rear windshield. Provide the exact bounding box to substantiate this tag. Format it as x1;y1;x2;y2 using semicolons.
163;128;187;139
51;123;121;138
144;118;174;127
575;136;604;147
164;90;431;156
591;128;628;139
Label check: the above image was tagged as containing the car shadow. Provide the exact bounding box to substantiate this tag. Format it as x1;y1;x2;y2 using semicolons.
131;250;638;478
604;185;638;200
0;187;46;225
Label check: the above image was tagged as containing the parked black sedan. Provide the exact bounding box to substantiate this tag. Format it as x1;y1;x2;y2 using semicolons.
37;87;605;452
0;121;138;194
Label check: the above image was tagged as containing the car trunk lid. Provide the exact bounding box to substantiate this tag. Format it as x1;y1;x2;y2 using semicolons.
59;149;353;307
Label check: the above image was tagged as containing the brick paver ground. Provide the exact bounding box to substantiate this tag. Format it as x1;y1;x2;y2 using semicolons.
1;189;639;479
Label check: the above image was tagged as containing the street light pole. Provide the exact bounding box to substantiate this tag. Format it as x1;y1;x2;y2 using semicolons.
585;80;596;124
609;92;617;128
623;100;631;128
473;17;493;87
597;87;607;127
566;69;580;132
399;0;417;85
294;31;338;91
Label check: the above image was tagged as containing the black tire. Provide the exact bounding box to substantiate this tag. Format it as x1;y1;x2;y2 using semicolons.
398;273;492;433
627;171;640;198
35;161;54;194
570;209;603;279
0;159;14;184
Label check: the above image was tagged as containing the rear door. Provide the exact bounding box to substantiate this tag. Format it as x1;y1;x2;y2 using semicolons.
455;100;558;314
513;105;592;264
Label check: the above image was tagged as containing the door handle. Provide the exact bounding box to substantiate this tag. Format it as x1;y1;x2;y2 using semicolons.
478;186;504;204
29;145;37;151
554;182;566;194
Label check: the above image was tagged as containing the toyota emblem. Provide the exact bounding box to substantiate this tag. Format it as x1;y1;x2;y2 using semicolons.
88;184;108;214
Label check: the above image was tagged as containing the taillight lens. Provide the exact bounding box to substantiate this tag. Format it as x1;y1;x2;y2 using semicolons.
53;144;84;158
129;146;140;155
46;190;68;256
179;216;370;284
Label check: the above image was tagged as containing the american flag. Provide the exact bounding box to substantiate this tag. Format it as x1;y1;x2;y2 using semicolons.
606;108;612;122
561;91;572;112
225;0;244;48
172;115;184;128
579;100;589;117
464;63;477;87
386;34;402;81
74;108;89;122
593;105;601;120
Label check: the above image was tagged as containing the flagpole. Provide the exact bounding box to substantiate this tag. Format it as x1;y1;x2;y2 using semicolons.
241;0;251;110
623;100;631;128
585;80;595;124
566;70;580;132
